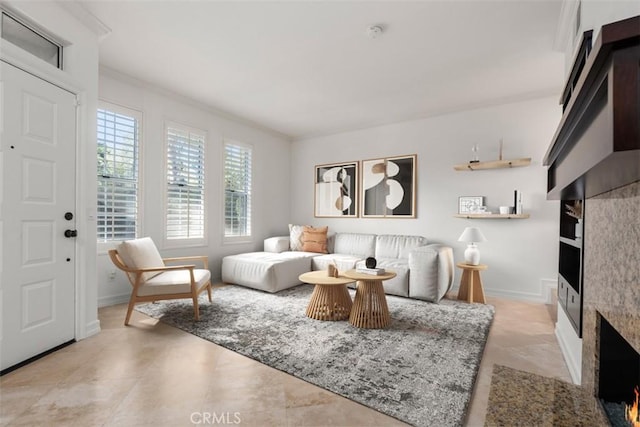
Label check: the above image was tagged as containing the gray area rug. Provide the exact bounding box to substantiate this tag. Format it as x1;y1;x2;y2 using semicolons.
136;284;494;426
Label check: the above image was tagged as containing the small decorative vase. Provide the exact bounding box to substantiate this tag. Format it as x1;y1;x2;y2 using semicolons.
327;264;337;277
365;257;377;269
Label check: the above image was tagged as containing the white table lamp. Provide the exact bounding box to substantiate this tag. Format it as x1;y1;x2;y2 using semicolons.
458;227;487;265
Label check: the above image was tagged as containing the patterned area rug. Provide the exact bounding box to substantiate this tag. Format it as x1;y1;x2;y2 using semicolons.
484;365;608;426
136;284;494;426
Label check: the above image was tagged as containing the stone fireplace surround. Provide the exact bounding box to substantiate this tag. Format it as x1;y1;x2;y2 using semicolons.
583;181;640;415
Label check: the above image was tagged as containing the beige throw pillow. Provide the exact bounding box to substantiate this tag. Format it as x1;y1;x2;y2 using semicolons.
301;226;329;254
289;224;307;251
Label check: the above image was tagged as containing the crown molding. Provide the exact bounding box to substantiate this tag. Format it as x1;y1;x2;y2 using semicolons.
56;0;111;41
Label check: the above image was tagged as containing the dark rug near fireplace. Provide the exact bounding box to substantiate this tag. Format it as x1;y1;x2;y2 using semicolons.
485;365;609;426
136;284;494;426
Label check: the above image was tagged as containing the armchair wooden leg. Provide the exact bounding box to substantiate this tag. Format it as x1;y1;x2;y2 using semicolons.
207;282;212;302
192;294;200;321
124;294;137;326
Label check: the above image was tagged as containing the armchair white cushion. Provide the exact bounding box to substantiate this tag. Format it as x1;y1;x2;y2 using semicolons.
117;237;165;282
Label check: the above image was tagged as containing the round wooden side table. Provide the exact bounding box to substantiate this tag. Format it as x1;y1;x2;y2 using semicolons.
299;271;354;321
456;262;487;304
343;269;397;329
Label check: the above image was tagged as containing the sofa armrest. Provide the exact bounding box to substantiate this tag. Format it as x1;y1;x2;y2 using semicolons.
264;236;290;253
408;244;454;302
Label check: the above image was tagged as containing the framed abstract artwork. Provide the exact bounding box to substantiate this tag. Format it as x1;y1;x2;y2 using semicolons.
361;154;416;218
314;161;359;217
458;196;484;214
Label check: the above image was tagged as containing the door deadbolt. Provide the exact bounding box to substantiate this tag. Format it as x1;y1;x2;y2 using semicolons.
64;212;73;220
64;229;78;238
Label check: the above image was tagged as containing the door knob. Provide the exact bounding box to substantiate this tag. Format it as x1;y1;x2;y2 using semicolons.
64;229;78;238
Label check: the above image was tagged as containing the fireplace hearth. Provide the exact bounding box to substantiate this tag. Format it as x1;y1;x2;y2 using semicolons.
598;314;640;426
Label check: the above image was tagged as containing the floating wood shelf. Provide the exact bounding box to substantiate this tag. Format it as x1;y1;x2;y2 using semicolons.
453;158;531;171
454;213;530;219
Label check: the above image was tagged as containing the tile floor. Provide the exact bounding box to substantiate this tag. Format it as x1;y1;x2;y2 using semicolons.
1;290;571;426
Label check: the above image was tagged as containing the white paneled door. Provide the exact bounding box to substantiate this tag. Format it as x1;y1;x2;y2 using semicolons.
0;61;77;372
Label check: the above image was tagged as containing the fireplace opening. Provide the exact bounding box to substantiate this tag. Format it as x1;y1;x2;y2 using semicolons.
598;314;640;426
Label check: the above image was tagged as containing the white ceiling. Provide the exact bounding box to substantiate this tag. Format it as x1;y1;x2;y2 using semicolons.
80;0;565;139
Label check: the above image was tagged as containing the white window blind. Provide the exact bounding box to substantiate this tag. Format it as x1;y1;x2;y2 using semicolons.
224;142;252;238
166;124;206;240
97;105;140;242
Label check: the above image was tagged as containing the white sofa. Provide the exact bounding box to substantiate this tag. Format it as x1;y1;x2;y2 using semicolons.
221;232;455;303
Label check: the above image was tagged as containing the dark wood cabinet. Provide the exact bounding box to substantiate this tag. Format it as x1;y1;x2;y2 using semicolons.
545;16;639;337
557;199;584;336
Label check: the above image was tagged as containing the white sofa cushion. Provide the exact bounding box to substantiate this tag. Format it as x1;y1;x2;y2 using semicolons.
375;234;427;259
333;233;376;258
312;253;362;273
222;251;316;293
264;236;290;253
408;244;454;302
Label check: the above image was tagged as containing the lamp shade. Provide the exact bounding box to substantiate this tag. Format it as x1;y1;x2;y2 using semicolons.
458;227;487;243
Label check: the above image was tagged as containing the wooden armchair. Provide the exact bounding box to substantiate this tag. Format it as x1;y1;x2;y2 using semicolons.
108;237;212;325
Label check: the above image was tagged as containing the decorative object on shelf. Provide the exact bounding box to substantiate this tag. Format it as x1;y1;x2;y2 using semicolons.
315;161;358;217
361;154;416;218
575;219;582;240
470;144;480;163
365;257;377;269
564;200;583;241
458;227;487;266
499;206;510;215
513;190;523;214
458;196;484;214
564;200;582;219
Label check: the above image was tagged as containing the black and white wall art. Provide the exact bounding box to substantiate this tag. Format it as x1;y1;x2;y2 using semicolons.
314;161;358;217
361;154;416;218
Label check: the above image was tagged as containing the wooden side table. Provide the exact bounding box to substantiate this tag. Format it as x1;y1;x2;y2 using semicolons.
343;269;397;329
456;262;487;304
299;271;354;321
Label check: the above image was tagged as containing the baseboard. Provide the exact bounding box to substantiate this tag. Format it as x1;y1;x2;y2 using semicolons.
457;278;558;304
483;287;547;304
84;320;101;338
542;278;558;305
98;293;129;308
555;306;582;385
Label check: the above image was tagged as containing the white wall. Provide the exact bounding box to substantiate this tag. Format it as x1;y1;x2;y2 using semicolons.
560;0;640;76
2;1;101;338
97;69;291;307
291;97;561;302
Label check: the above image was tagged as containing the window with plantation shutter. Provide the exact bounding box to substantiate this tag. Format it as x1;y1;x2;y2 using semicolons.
97;103;140;242
165;123;206;243
224;141;252;240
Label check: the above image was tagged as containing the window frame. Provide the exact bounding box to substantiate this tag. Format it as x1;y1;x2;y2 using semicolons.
163;121;208;249
223;139;253;244
96;101;143;252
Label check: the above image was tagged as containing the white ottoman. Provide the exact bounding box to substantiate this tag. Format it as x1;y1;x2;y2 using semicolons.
221;251;318;293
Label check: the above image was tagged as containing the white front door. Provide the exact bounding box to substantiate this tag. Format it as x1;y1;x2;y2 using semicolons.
0;61;77;372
